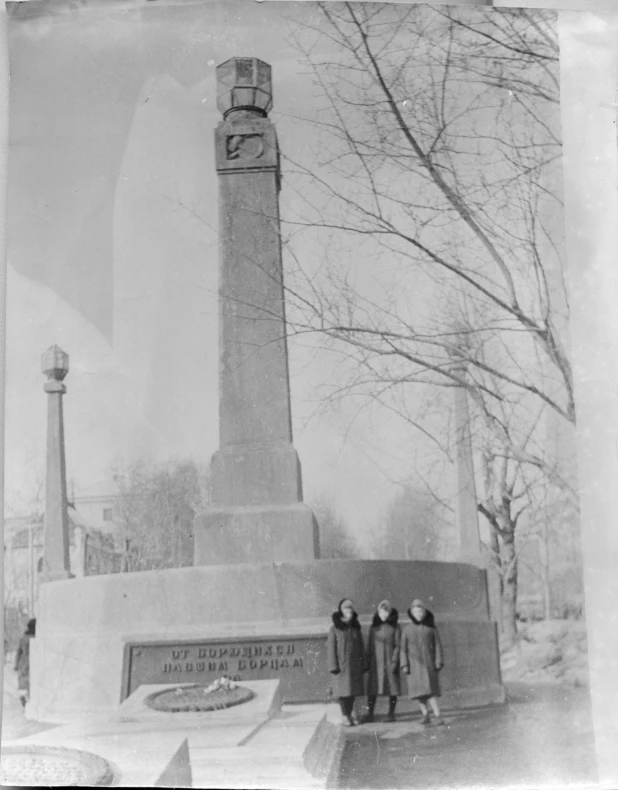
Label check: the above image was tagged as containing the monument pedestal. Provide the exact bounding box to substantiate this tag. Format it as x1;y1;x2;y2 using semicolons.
195;503;319;564
210;444;304;505
197;441;320;564
30;559;503;725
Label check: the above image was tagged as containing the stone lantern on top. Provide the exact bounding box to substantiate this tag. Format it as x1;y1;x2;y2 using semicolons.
42;344;69;389
214;57;279;179
216;57;273;118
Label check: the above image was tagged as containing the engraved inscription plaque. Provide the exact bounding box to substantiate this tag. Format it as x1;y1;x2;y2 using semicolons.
122;634;330;703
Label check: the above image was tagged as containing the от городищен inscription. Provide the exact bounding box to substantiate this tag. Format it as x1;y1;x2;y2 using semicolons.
163;643;301;673
122;635;328;703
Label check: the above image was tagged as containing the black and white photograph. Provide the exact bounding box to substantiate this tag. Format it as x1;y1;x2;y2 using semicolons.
0;0;617;787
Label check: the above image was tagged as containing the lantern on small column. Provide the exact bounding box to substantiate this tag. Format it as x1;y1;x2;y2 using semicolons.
42;345;69;384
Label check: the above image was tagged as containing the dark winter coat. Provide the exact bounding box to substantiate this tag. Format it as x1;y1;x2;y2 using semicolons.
327;610;366;698
14;633;33;692
400;609;444;699
366;608;401;696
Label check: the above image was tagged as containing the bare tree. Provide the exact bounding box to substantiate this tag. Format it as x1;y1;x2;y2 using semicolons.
514;472;583;623
372;481;455;562
270;3;577;643
448;311;575;641
115;460;209;572
311;496;361;559
477;432;541;644
280;3;573;498
174;4;575;641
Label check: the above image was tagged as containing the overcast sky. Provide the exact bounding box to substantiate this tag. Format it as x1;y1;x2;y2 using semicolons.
6;0;452;547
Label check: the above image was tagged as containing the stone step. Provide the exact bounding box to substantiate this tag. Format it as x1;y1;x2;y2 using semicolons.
189;704;342;789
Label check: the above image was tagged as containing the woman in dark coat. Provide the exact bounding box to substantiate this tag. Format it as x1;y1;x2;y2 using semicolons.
327;598;366;726
400;599;445;725
364;599;401;722
14;618;36;708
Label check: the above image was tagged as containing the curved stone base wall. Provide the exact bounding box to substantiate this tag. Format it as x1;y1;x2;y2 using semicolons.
30;560;503;723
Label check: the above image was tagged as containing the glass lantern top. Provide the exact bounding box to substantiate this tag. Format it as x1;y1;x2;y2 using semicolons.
216;57;273;117
41;344;69;380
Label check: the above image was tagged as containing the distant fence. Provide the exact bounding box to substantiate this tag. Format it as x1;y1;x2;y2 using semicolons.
84;534;123;576
517;593;585;621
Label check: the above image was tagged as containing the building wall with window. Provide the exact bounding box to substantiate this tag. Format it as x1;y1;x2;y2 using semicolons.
4;505;123;632
70;479;122;545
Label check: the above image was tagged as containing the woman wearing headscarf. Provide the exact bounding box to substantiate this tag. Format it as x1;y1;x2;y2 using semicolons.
327;598;366;726
364;599;401;723
14;618;36;708
400;599;445;725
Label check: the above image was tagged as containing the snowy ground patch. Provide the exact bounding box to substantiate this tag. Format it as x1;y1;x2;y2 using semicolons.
501;619;589;687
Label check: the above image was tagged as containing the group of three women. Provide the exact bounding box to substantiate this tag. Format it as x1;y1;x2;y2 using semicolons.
327;597;445;727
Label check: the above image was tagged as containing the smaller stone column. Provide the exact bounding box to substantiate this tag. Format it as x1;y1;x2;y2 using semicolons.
453;376;482;563
41;345;72;582
453;373;501;624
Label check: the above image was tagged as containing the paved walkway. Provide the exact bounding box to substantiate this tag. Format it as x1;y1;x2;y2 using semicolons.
337;684;597;789
1;674;598;789
1;664;57;742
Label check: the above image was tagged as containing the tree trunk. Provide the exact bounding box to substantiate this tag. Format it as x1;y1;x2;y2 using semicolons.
487;527;503;631
501;534;518;645
489;528;502;592
539;520;552;620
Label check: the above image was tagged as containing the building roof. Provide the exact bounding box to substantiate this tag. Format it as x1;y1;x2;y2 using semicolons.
72;478;119;503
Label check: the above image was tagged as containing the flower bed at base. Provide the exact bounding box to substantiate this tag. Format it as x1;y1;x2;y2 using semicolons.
146;677;256;712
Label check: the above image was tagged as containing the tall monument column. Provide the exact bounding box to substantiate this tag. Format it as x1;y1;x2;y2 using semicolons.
41;345;72;582
195;58;319;565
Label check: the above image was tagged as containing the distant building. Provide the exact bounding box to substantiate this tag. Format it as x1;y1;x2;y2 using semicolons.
4;489;123;638
71;478;122;541
4;473;196;642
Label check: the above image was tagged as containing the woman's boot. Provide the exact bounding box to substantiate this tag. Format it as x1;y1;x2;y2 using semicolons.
362;695;376;723
386;696;397;722
339;697;356;726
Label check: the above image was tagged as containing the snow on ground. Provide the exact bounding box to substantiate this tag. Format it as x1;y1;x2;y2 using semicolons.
501;618;589;687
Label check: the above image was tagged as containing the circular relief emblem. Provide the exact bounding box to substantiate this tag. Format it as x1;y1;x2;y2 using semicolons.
146;683;255;713
226;133;265;160
0;745;115;787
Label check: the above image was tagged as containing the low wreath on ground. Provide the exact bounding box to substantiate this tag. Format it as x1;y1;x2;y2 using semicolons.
0;745;115;787
146;677;255;712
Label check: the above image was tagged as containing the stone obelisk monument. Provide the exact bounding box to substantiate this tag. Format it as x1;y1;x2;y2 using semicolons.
41;345;72;581
195;58;319;564
31;57;502;725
